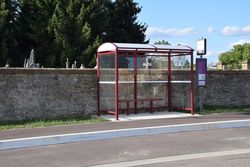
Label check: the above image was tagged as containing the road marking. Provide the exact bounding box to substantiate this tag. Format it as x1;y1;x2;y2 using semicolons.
90;148;250;167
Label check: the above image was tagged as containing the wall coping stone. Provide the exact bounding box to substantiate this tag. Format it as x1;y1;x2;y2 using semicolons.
207;70;250;74
0;68;96;74
0;68;249;75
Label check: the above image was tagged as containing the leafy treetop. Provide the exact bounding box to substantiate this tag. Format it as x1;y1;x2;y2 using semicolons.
219;43;250;69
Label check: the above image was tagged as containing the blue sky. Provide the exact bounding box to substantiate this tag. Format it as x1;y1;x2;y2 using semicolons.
135;0;250;64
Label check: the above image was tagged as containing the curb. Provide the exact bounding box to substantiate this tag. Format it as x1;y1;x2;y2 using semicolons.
1;119;250;151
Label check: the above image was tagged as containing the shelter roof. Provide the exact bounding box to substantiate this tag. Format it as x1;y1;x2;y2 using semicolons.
97;42;193;53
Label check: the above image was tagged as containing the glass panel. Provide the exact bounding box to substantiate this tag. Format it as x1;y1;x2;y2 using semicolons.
171;54;192;109
99;84;115;111
99;54;115;82
136;53;168;112
171;83;190;108
171;55;191;70
99;54;115;111
118;54;134;112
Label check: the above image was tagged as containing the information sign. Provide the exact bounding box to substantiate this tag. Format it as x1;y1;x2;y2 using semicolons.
196;58;207;87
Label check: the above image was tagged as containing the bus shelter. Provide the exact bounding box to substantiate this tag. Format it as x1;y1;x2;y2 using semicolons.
97;43;194;120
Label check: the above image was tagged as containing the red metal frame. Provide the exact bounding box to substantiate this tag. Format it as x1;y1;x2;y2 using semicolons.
190;51;194;115
134;50;138;114
97;43;194;120
97;51;116;117
115;48;119;120
172;107;192;111
97;52;100;116
168;51;172;112
119;98;163;115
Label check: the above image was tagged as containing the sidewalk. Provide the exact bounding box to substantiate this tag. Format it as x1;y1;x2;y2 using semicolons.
1;112;250;140
1;112;250;151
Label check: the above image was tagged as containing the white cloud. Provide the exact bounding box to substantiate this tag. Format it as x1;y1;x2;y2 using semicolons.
230;39;250;48
242;26;250;33
217;50;226;55
222;26;240;36
207;26;214;33
204;51;221;57
222;25;250;36
146;27;195;37
206;51;214;56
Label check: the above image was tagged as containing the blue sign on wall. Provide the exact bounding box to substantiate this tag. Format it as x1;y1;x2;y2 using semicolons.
196;58;207;87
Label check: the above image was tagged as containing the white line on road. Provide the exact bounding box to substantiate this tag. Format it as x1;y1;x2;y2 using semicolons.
90;148;250;167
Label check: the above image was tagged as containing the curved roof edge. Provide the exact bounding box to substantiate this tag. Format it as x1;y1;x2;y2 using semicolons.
97;43;117;52
97;42;193;53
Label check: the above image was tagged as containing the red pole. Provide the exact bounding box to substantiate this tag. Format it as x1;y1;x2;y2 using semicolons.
134;50;138;114
97;52;100;117
190;51;195;115
168;51;172;112
115;49;119;120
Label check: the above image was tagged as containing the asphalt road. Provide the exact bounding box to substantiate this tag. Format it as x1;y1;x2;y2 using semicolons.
1;127;250;167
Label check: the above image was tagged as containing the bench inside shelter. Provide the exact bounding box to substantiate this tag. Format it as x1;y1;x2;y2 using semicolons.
119;98;163;115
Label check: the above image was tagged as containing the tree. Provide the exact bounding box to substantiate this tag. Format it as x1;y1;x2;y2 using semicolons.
219;43;250;69
154;40;170;45
183;59;190;68
0;0;148;67
0;0;19;66
85;0;112;43
109;0;148;43
0;0;57;67
17;0;57;67
242;43;250;60
49;0;110;67
153;40;190;69
171;56;190;69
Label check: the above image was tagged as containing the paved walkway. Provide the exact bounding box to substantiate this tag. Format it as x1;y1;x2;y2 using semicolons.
1;112;250;150
1;112;250;140
102;112;200;121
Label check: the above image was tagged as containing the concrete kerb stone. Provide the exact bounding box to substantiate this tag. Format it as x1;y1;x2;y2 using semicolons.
1;119;250;151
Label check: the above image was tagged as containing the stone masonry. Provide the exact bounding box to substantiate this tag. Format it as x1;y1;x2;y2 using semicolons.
0;69;97;123
0;68;250;122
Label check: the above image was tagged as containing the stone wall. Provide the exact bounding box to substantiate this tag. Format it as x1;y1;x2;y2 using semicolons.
0;68;250;122
204;70;250;106
0;68;97;123
170;70;250;107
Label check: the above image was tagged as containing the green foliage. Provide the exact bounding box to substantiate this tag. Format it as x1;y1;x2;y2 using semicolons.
219;43;250;69
0;0;147;67
0;0;19;66
200;105;250;115
154;40;170;45
153;40;190;69
50;0;89;67
16;0;57;67
109;0;148;43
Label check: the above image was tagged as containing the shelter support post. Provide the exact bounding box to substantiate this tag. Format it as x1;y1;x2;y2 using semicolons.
97;52;100;116
168;52;172;112
190;51;195;115
115;49;119;120
134;50;138;114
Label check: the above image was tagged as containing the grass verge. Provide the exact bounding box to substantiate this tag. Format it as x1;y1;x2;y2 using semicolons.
198;105;250;115
0;116;107;131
